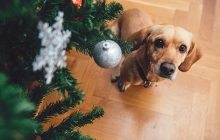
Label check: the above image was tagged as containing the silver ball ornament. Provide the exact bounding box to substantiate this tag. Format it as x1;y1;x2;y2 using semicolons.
93;40;122;69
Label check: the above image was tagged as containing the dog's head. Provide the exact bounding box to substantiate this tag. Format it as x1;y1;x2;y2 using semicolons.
128;25;203;80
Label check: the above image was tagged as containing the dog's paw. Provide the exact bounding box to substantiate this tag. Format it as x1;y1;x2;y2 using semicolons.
118;81;130;92
111;68;120;83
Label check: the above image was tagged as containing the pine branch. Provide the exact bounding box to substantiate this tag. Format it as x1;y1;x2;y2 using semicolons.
36;0;65;24
63;131;96;140
41;130;96;140
41;107;104;139
29;84;53;108
0;73;39;140
62;0;129;56
35;99;78;123
114;37;133;54
34;68;85;123
68;27;132;56
51;68;85;101
0;0;36;19
94;1;123;22
76;106;105;127
0;12;42;89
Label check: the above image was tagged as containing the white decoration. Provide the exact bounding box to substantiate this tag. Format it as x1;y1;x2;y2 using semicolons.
33;11;71;84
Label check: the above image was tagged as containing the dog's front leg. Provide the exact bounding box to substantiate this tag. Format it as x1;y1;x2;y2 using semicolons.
118;80;131;92
111;55;125;83
111;65;120;83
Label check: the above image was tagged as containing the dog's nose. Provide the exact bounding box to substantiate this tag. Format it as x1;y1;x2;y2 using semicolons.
160;62;176;76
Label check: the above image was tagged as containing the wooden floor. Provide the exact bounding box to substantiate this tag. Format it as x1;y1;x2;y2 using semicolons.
46;0;220;139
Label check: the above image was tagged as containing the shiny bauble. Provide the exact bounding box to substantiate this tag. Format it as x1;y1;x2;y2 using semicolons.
93;40;122;69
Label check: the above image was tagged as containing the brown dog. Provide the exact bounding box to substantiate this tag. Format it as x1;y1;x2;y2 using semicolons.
110;8;203;92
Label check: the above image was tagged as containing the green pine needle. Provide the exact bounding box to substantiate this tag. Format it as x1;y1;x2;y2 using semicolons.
36;99;78;123
0;73;39;140
41;106;104;139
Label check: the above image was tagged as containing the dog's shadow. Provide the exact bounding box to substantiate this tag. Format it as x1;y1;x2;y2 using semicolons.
107;82;162;130
105;80;181;138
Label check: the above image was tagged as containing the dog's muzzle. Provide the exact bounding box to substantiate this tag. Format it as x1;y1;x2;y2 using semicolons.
159;62;176;79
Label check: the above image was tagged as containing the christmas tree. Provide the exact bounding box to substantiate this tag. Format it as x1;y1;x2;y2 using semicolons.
0;0;132;139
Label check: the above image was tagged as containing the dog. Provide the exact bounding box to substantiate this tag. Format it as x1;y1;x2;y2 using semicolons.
110;8;203;92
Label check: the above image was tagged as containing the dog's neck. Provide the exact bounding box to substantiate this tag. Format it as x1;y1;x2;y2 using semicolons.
135;59;151;88
135;47;164;83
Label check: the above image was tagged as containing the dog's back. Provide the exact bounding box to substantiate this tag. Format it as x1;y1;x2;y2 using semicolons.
110;8;153;39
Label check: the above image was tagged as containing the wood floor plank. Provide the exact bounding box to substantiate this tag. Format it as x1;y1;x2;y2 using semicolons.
77;59;103;109
212;0;220;44
93;97;158;128
109;86;176;116
187;91;209;140
154;114;173;140
66;56;89;82
186;2;202;38
163;72;211;95
198;0;216;41
204;82;220;140
82;96;159;139
196;53;220;69
136;126;155;140
170;103;191;140
81;126;133;140
197;40;220;56
173;10;188;29
93;69;113;99
150;13;173;25
136;0;190;11
185;64;220;83
110;0;176;18
144;82;194;104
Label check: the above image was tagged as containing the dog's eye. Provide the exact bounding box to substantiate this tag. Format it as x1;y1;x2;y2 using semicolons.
154;39;164;48
179;45;187;53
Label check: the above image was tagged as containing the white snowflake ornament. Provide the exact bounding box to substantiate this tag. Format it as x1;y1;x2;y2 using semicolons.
33;11;71;84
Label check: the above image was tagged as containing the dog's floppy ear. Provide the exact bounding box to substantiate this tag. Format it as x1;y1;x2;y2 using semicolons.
127;27;152;51
178;39;203;72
